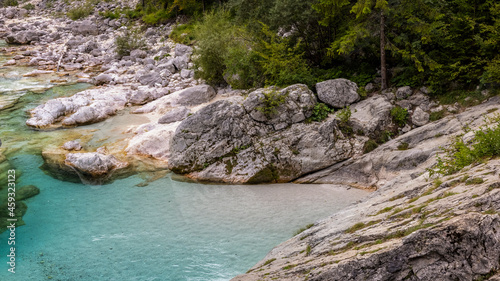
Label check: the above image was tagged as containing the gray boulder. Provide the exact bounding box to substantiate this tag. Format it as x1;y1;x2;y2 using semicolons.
5;30;44;44
93;73;113;85
137;72;162;86
168;94;365;183
129;88;169;105
411;106;430;127
171;55;189;71
316;78;360;108
349;95;393;137
174;44;193;57
396;86;413;100
175;85;216;106
130;49;147;59
71;20;98;36
62;140;82;151
242;84;317;130
158;107;190;124
65;152;128;183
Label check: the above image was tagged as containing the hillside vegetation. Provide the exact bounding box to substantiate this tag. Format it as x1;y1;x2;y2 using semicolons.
102;0;500;96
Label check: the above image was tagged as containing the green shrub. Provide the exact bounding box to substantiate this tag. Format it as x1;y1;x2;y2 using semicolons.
397;142;409;150
170;22;197;45
257;24;314;88
363;139;378;154
391;106;408;127
115;29;146;57
337;106;351;124
193;9;261;89
310;103;333;122
429;110;445;121
67;1;93;20
256;89;287;117
481;57;500;85
429;120;500;176
22;3;34;10
142;9;171;25
3;0;18;7
100;10;121;19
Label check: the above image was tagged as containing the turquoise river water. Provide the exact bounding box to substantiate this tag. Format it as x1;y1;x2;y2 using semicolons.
0;41;369;280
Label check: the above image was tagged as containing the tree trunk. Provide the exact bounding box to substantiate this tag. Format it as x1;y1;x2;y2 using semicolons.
380;11;387;90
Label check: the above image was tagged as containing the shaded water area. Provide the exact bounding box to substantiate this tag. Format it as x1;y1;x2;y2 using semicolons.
0;41;370;280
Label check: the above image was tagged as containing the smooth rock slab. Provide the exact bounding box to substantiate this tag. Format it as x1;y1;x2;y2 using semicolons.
316;78;359;108
26;86;130;128
158;107;190;124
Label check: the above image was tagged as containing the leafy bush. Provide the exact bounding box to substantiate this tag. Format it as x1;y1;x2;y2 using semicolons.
256;89;287;117
429;118;500;176
481;57;500;85
310;103;333;122
337;106;351;124
363;139;378;154
100;10;121;19
3;0;18;7
67;1;93;20
257;24;314;88
22;3;35;10
390;106;408;127
170;21;196;45
193;9;261;89
115;29;146;57
429;110;444;121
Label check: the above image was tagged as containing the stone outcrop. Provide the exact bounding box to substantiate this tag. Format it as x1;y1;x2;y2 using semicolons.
26;86;131;128
233;96;500;281
316;78;360;108
65;152;128;184
349;94;393;137
132;84;216;114
168;84;367;183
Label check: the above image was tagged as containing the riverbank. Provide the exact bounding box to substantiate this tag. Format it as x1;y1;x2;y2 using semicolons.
1;1;500;280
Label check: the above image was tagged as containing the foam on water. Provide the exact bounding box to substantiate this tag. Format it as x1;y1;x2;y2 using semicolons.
0;155;368;280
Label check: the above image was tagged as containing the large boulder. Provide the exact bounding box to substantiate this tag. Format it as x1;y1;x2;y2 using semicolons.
129;87;169;105
26;86;130;128
71;20;98;36
396;86;413;100
93;73;113;85
242;84;317;130
168;87;365;183
5;30;44;44
349;95;393;137
125;123;177;162
65;152;128;184
158;107;190;124
411;106;430;127
175;85;216;106
174;44;193;57
137;72;162;86
316;78;360;108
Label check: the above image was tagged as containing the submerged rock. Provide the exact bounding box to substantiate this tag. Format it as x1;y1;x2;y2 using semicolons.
65;152;128;184
15;185;40;201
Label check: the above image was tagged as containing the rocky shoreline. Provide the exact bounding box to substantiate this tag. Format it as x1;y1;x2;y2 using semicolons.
1;1;499;280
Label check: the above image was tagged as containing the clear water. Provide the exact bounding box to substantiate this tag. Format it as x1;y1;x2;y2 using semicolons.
0;41;370;280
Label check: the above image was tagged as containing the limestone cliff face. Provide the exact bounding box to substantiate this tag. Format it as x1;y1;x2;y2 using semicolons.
233;97;500;281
